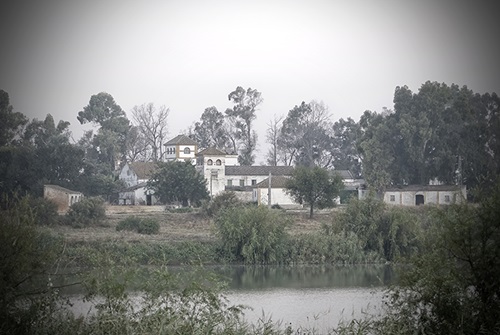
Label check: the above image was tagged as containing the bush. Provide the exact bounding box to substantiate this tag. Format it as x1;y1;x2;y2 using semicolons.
201;191;242;217
116;216;159;235
27;195;60;225
116;216;141;232
137;218;160;235
65;197;106;227
214;205;290;264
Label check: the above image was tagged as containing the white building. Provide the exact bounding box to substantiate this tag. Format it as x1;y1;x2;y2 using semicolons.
383;185;466;206
164;134;198;162
118;162;158;205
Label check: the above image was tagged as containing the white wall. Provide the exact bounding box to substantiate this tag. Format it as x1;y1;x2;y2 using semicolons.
255;187;299;208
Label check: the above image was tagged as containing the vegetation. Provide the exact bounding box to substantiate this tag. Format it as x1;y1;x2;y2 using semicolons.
116;216;160;235
201;191;242;217
285;166;343;218
65;197;106;227
214;206;290;264
148;160;209;207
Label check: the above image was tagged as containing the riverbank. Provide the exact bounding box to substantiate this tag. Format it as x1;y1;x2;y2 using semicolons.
52;207;356;267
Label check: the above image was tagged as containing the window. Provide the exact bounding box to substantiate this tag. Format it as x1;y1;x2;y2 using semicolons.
239;179;245;187
216;159;222;165
227;179;232;186
207;159;213;165
184;147;191;154
251;179;257;186
444;195;450;202
390;195;395;202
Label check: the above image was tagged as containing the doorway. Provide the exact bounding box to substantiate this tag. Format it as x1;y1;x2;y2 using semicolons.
146;194;152;206
415;194;424;206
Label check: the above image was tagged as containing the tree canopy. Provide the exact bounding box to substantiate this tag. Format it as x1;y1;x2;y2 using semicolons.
147;161;209;207
285;166;343;218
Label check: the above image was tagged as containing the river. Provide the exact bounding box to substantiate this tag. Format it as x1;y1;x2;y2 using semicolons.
63;264;393;332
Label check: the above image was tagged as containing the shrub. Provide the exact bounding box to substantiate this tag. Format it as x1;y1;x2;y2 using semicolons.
116;216;159;235
214;205;290;264
27;195;60;225
116;216;141;232
137;218;160;235
201;191;242;217
65;197;106;227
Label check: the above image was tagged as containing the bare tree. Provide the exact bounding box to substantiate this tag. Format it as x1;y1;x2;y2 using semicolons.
125;126;149;162
131;103;169;161
265;115;284;166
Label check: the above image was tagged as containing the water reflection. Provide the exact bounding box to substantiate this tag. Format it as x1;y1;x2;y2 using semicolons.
214;264;394;290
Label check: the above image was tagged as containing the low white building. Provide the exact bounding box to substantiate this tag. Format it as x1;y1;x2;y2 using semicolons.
253;175;300;208
383;185;466;206
44;184;83;213
118;162;158;205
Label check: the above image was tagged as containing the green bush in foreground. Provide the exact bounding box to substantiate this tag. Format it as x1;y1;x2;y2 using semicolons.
214;206;290;264
65;196;106;227
116;216;159;235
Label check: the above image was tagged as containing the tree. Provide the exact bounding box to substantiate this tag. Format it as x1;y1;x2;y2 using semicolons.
78;92;130;171
225;86;263;165
265;115;284;166
0;90;27;147
331;117;362;177
285;166;343;218
193;106;231;151
131;103;169;161
279;101;333;168
147;161;209;207
376;183;500;334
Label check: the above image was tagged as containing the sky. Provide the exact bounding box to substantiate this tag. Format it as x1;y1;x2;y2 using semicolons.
1;0;499;164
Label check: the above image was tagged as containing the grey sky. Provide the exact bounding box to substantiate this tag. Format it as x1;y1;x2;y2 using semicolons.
1;0;499;163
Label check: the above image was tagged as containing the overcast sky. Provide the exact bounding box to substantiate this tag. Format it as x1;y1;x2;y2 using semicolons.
1;0;499;163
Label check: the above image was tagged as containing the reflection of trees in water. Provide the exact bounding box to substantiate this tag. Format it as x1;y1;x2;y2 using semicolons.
226;265;393;290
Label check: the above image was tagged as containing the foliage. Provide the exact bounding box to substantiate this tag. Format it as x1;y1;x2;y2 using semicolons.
194;106;232;151
202;191;243;217
279;100;333;167
358;82;500;192
0;89;27;147
285;166;343;218
225;86;263;165
27;195;60;225
65;197;106;227
0;195;65;334
117;216;160;234
148;160;209;207
331;197;423;261
77;92;131;172
373;185;500;334
331;117;363;178
214;206;290;264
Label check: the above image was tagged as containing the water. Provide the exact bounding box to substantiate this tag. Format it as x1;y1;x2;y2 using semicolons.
62;264;393;332
217;265;392;331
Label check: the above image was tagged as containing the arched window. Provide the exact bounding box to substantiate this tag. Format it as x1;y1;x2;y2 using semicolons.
184;147;191;154
215;159;222;166
207;159;213;165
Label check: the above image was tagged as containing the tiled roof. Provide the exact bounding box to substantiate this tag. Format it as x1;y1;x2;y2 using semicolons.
225;165;294;176
332;170;353;179
129;162;156;179
164;134;198;146
385;185;465;192
44;184;82;194
196;147;227;156
254;175;290;188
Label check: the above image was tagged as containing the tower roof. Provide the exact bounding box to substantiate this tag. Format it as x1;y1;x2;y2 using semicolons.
164;135;198;146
